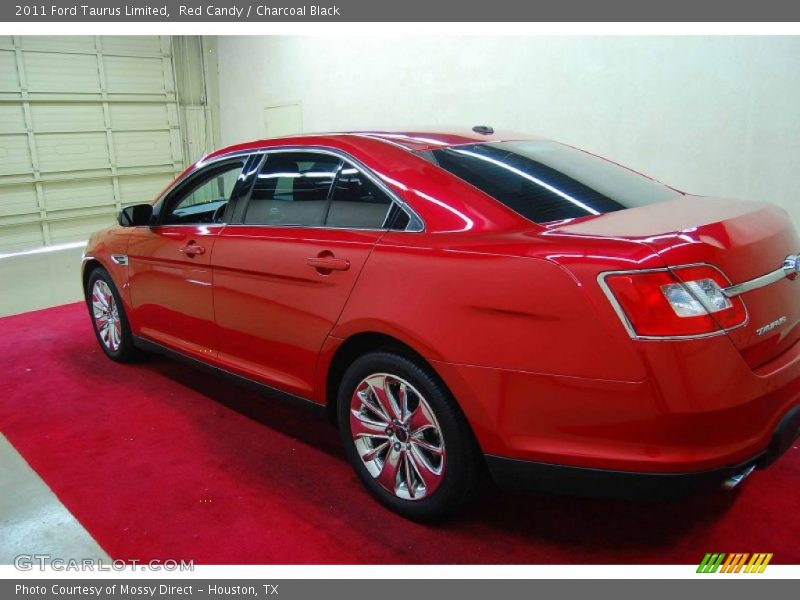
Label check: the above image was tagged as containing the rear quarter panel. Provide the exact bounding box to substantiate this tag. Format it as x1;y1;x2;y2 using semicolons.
326;230;661;457
332;231;651;381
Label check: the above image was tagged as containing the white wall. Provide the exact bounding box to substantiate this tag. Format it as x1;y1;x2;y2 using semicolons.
217;36;800;226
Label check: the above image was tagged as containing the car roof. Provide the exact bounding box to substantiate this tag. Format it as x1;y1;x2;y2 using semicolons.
339;129;526;151
205;128;538;159
167;128;543;234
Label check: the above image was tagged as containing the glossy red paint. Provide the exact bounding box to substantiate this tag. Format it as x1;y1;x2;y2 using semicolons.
83;130;800;479
212;226;383;398
126;224;223;357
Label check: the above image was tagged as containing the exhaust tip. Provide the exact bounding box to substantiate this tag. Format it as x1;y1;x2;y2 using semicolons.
722;464;756;490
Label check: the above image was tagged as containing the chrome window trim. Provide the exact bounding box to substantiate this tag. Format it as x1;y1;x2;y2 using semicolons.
722;253;800;297
219;224;398;233
151;155;249;227
154;145;425;233
597;263;750;341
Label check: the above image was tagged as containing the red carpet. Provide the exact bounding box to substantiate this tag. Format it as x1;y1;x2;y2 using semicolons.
1;302;798;564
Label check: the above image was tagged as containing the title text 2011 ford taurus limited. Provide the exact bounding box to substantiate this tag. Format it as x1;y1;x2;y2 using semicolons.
82;128;800;520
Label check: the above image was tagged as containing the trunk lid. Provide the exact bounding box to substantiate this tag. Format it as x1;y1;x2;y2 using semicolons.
555;196;800;368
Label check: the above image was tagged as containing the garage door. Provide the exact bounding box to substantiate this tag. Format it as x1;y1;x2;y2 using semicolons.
0;36;186;252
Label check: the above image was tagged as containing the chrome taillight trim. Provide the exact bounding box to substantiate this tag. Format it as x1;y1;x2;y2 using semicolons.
597;264;749;341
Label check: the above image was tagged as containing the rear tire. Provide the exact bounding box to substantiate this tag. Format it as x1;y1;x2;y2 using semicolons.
86;267;141;363
337;351;481;521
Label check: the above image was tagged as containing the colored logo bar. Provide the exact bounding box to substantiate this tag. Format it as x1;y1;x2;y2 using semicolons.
697;553;773;573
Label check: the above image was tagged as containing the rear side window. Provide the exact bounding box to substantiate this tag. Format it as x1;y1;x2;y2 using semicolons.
421;141;680;224
242;152;418;231
325;163;395;228
244;152;341;226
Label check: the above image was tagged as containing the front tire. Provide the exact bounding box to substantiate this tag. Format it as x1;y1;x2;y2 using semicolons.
86;268;140;363
337;351;481;521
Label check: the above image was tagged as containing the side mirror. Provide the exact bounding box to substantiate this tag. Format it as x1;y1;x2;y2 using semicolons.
118;203;153;227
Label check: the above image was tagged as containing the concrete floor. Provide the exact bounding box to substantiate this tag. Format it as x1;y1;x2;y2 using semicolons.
0;245;85;317
0;434;109;564
0;244;103;563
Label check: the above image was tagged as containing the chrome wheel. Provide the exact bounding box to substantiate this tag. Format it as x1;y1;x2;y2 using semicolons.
350;373;446;500
91;280;121;352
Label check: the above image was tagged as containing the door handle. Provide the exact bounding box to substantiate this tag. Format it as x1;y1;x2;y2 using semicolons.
179;242;206;257
307;255;350;273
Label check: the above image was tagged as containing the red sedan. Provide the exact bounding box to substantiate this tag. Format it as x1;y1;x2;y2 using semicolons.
82;128;800;520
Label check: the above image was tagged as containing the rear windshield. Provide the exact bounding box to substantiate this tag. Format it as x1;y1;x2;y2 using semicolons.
420;141;680;224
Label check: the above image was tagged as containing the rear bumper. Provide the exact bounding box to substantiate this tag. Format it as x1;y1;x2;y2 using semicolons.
763;401;800;466
485;454;763;501
485;403;800;500
432;333;800;474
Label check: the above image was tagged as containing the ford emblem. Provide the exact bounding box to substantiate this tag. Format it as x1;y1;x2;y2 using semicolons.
784;254;800;280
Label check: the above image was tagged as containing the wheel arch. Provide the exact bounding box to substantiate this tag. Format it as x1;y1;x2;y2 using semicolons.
81;255;135;332
322;329;488;457
81;258;104;293
324;331;441;424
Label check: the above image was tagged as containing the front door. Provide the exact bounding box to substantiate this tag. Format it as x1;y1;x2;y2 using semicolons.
127;157;249;360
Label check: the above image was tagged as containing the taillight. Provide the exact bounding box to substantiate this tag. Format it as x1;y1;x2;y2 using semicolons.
601;265;747;338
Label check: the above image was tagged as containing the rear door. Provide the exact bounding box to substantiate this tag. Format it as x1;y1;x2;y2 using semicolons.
127;156;253;359
211;150;410;399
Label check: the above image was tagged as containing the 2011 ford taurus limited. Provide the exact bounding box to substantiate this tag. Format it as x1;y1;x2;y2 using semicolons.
82;128;800;520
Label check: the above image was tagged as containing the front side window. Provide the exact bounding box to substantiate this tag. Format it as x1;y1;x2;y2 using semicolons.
244;152;340;226
421;141;681;224
162;160;245;225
